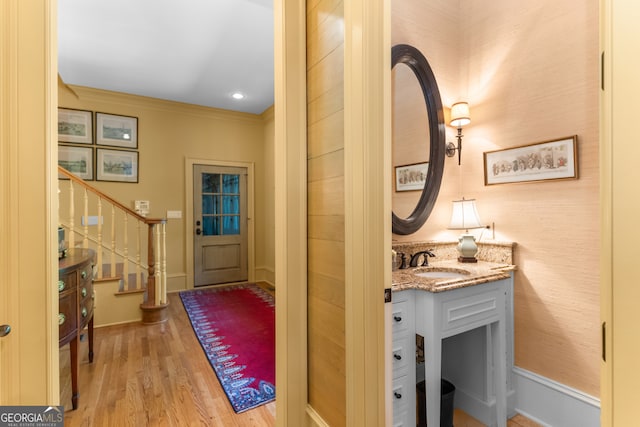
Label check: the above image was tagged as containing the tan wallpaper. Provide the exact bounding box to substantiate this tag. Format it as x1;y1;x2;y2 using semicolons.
58;83;274;291
392;0;600;396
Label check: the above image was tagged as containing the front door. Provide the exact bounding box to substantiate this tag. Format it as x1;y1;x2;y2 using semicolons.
193;164;248;286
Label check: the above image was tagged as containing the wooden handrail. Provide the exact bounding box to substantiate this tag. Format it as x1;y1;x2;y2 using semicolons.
59;166;169;323
58;166;166;225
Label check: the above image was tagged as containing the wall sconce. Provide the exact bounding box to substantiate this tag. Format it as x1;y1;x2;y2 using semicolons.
448;198;483;263
445;102;471;165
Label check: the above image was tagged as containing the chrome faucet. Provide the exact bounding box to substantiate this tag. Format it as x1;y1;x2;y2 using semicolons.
409;250;435;267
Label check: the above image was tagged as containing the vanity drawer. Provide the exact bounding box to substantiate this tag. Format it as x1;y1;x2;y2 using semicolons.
391;342;412;378
391;295;414;339
440;285;504;336
392;376;414;426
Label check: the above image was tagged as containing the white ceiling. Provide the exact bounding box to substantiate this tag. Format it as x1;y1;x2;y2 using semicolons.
58;0;274;115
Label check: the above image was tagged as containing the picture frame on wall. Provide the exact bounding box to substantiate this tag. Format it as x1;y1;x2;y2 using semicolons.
58;145;93;180
58;108;93;144
96;112;138;148
483;135;578;186
394;162;429;192
96;148;138;183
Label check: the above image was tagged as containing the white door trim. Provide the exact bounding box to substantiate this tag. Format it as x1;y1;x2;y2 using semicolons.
185;157;255;290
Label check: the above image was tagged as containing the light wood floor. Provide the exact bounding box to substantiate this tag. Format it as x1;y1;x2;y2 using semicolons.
60;286;538;427
455;409;542;427
61;291;276;426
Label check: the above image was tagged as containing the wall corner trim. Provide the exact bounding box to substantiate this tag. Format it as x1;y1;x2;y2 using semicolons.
306;405;331;427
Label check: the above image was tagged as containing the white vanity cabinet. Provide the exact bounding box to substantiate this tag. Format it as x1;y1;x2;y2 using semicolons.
391;273;514;427
391;290;416;427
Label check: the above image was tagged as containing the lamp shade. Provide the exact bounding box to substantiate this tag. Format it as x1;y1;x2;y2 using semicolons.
448;198;483;230
450;102;471;127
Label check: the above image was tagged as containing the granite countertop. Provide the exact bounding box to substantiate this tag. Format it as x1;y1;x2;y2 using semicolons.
392;259;515;293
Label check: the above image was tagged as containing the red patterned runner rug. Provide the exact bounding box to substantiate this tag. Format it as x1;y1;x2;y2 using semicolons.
179;284;275;413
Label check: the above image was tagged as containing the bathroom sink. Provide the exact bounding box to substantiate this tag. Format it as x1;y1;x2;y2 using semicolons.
413;269;470;280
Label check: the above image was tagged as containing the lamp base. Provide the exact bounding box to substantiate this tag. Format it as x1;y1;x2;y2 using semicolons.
457;234;478;262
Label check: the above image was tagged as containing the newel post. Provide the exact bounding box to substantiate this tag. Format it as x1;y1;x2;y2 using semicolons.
140;219;169;324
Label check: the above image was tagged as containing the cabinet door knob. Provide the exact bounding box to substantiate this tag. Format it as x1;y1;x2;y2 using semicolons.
58;280;65;292
81;287;87;298
393;315;402;322
81;307;88;318
394;391;402;399
394;353;402;360
58;313;66;325
81;270;87;279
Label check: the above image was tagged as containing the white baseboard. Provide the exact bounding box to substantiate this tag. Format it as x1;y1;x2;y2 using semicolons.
453;388;517;427
513;367;600;427
450;366;599;427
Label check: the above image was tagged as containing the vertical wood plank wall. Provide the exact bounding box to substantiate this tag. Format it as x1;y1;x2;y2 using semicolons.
306;0;347;425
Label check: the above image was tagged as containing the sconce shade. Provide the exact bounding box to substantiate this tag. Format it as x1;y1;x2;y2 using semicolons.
448;198;483;230
450;102;471;128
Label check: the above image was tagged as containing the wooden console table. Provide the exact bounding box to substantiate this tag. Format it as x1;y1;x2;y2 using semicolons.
58;248;95;410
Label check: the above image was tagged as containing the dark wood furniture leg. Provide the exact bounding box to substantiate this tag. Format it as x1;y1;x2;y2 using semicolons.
70;335;79;410
88;316;94;363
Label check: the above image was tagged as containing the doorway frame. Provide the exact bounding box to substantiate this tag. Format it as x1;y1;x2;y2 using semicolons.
1;0;59;404
273;0;309;425
185;158;255;290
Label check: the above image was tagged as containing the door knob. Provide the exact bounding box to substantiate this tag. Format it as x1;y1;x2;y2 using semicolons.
0;324;11;337
196;228;202;235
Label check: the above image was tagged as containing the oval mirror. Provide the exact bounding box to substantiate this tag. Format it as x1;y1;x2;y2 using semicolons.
391;44;446;235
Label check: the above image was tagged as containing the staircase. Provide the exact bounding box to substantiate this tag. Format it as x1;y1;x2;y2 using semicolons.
58;166;168;324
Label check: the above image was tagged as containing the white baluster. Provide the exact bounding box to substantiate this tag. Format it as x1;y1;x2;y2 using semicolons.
97;198;103;278
111;205;116;282
68;181;74;246
155;225;161;306
161;222;167;305
136;221;142;290
83;188;89;248
123;213;129;291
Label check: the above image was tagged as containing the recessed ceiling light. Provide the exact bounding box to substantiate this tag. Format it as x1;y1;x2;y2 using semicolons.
232;92;245;100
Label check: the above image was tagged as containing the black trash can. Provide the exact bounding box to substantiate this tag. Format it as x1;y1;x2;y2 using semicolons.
416;378;455;427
